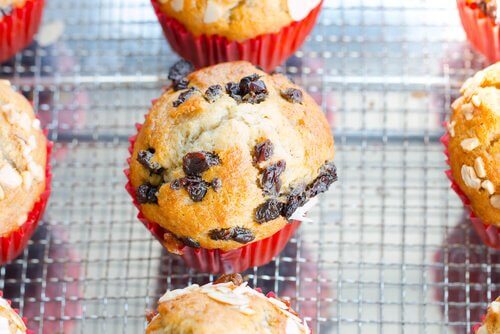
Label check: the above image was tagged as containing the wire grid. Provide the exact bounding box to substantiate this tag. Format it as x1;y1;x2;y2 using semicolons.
0;0;498;333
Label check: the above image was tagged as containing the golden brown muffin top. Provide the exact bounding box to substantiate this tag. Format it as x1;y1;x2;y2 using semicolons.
475;297;500;334
447;62;500;226
0;80;47;236
129;61;335;252
146;274;310;334
156;0;322;41
0;296;27;334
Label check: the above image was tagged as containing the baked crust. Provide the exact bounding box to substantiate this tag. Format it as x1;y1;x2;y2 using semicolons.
0;296;27;333
475;297;500;334
156;0;319;41
448;62;500;226
0;80;47;236
130;61;335;251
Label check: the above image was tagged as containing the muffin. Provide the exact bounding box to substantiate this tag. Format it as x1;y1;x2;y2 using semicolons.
0;293;27;333
473;297;500;334
442;62;499;248
151;0;323;71
457;0;499;62
146;274;310;334
0;0;45;63
126;60;336;273
0;80;51;263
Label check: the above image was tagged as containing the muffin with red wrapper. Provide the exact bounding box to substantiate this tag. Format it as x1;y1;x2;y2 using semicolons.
151;0;323;71
442;62;499;248
146;273;310;334
126;61;336;274
0;292;28;333
0;0;45;63
457;0;499;62
473;297;500;334
0;80;51;264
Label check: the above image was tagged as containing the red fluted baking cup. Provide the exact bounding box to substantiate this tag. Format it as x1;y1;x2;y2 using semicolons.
151;0;323;72
0;137;52;264
440;130;500;249
0;0;45;63
456;0;500;63
125;123;301;274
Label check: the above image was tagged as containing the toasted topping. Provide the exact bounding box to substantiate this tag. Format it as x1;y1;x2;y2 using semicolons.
461;165;481;190
491;195;500;209
482;180;496;195
460;138;480;151
0;165;22;189
474;157;487;178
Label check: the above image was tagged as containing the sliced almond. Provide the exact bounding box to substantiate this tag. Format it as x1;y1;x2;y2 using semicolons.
207;291;249;306
0;165;22;188
0;185;4;200
491;195;500;209
268;297;289;310
239;306;256;315
471;94;481;107
21;171;33;191
481;180;495;195
446;121;456;137
474;157;486;178
451;96;464;110
461;165;481;190
460;138;480;151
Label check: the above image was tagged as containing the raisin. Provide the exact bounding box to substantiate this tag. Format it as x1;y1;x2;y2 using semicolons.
231;227;255;244
137;148;163;174
168;59;194;82
282;186;308;219
226;82;242;102
182;151;221;176
306;162;337;198
261;160;286;195
173;78;189;91
170;179;181;190
204;84;223;103
253;139;274;163
211;178;222;192
214;273;243;285
180;176;209;202
136;183;159;204
173;87;197;107
180;237;201;248
209;228;233;241
255;199;283;223
238;74;261;95
239;74;268;104
281;88;303;104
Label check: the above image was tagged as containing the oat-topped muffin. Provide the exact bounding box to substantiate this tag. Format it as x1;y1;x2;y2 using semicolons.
156;0;322;41
129;61;336;252
475;297;500;334
0;295;27;334
146;274;310;334
447;62;499;226
0;80;47;235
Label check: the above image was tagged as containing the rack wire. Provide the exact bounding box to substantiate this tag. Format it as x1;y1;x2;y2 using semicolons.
0;0;498;333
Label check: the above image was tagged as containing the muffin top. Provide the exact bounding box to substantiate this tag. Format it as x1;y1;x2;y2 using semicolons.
0;296;27;334
447;62;499;226
146;274;310;334
0;0;26;9
475;297;500;334
156;0;322;41
0;80;47;236
129;61;335;252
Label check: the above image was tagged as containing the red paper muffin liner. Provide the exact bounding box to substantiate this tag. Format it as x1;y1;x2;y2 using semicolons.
125;123;301;274
151;0;323;72
0;290;32;333
456;0;500;63
0;0;45;63
440;130;500;249
0;134;52;264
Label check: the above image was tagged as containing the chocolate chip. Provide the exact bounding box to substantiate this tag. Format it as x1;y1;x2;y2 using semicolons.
136;183;159;204
226;74;268;104
168;59;194;83
211;178;222;192
170;179;181;190
253;139;274;163
282;186;308;219
137;148;163;174
204;84;223;103
173;78;189;91
255;199;283;223
209;227;255;244
214;273;243;285
173;87;197;107
180;237;201;248
261;160;286;196
182;151;221;176
180;176;209;202
306;162;337;198
281;88;303;104
238;74;261;94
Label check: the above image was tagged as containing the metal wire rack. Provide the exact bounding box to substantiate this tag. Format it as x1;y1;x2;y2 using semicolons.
0;0;498;333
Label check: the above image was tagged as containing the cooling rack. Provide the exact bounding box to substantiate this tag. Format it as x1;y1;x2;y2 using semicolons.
0;0;498;333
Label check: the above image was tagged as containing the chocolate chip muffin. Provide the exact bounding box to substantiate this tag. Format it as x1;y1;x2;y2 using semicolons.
0;295;27;333
447;62;499;226
129;61;336;252
146;274;310;334
156;0;322;41
0;80;47;236
475;297;500;334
